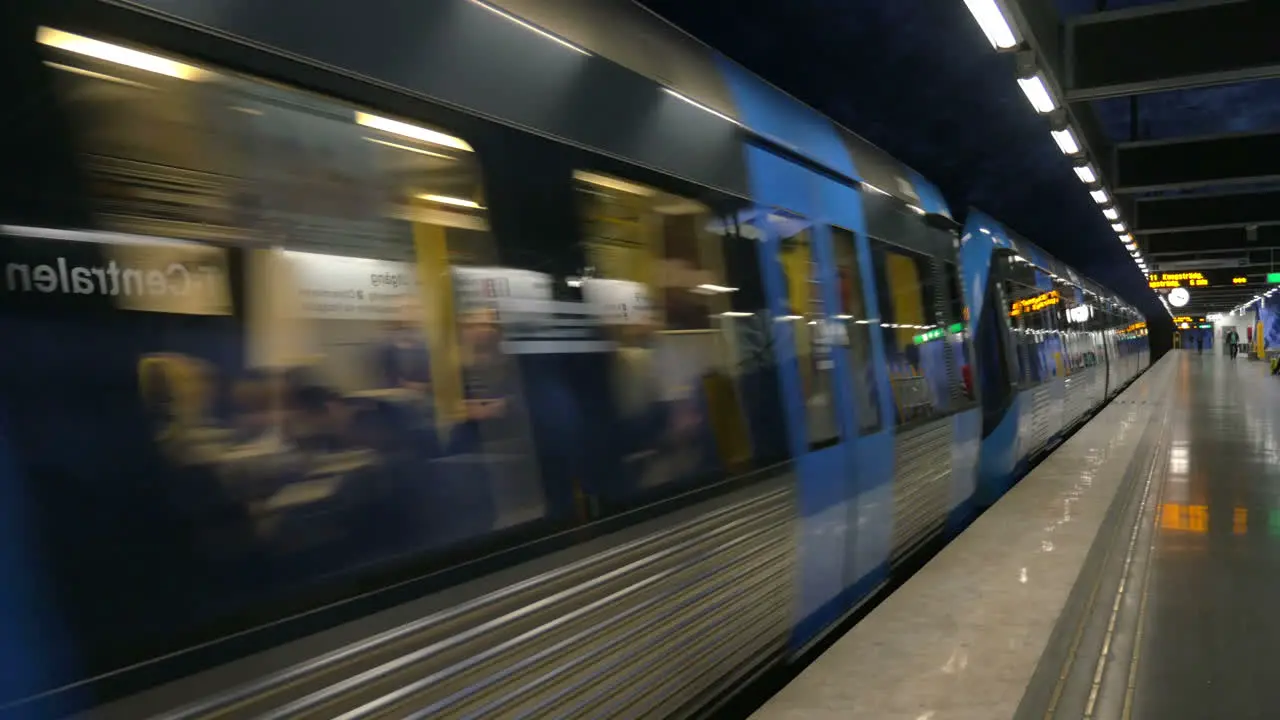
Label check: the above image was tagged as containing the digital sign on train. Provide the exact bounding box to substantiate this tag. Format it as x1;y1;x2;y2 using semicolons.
1147;272;1209;289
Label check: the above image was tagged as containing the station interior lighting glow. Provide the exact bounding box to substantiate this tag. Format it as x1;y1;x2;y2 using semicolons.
1111;222;1126;233
1090;189;1109;205
1103;208;1119;220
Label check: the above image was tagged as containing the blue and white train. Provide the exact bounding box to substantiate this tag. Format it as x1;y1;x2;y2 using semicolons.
0;1;1148;717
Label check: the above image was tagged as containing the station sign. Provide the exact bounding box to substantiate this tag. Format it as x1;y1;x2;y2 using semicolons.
1268;272;1280;284
1233;277;1249;285
1147;271;1208;289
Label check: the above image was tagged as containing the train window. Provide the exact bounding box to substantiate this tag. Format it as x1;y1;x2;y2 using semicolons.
867;238;953;426
771;219;841;448
23;30;555;656
572;171;786;505
831;227;881;434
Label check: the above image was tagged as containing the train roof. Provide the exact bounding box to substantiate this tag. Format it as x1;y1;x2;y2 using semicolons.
90;0;947;214
963;209;1141;316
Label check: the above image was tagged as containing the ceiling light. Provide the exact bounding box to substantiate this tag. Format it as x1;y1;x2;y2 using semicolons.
416;194;484;209
1119;233;1134;243
1103;208;1119;220
1017;73;1056;113
467;0;589;55
963;0;1019;50
1051;128;1080;155
1090;189;1109;205
1074;165;1097;183
356;112;474;152
36;27;206;81
1112;222;1126;233
1124;242;1137;251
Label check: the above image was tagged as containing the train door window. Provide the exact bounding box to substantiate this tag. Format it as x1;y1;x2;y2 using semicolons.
572;170;782;501
768;217;840;448
830;227;881;434
868;238;952;425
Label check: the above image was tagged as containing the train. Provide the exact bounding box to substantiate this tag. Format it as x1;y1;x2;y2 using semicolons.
0;1;1149;717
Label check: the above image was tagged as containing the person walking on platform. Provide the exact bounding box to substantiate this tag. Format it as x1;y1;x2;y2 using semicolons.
1196;335;1203;354
1228;329;1240;359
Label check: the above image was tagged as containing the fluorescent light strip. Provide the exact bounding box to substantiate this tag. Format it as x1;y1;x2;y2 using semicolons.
1103;208;1119;220
467;0;589;55
863;183;890;196
663;88;742;127
43;60;155;89
696;284;739;294
963;0;1018;49
355;111;474;152
37;27;205;81
1090;189;1109;205
574;170;656;197
1051;127;1080;155
1074;165;1097;183
1017;74;1056;113
1112;222;1126;233
0;224;207;249
364;137;455;161
417;194;484;209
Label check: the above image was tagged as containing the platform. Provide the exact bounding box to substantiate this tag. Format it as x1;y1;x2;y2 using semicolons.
752;349;1274;719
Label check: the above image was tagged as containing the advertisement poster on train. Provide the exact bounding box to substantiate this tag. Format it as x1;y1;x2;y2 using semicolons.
283;250;418;321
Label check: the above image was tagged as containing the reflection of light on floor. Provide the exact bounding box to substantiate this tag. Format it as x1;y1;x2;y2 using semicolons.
1160;503;1208;533
1169;443;1190;475
1234;507;1248;535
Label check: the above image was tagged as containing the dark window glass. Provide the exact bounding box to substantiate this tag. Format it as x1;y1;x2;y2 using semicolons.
831;227;881;433
572;171;787;502
868;238;954;425
772;217;840;448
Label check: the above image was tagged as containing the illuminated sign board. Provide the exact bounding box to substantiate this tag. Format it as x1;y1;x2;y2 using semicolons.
1198;324;1212;329
1148;271;1209;289
1233;277;1249;285
912;322;966;345
1173;316;1193;323
1009;290;1059;316
1123;321;1147;334
1268;272;1280;284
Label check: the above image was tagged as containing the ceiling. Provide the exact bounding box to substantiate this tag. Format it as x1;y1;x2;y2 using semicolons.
634;0;1280;322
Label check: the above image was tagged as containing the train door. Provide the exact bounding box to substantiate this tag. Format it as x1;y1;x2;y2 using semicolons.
740;146;861;648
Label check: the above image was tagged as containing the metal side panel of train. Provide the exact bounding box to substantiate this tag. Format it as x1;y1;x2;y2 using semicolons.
88;481;797;720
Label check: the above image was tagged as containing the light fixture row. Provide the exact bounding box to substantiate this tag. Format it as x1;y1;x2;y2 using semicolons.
961;1;1149;281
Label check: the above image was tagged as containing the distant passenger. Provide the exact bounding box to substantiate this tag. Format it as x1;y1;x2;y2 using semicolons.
1228;329;1240;359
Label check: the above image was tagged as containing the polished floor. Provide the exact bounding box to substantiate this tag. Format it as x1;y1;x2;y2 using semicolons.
753;357;1172;720
754;349;1280;719
1125;349;1280;720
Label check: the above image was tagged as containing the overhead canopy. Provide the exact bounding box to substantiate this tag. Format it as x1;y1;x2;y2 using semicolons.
1005;0;1280;316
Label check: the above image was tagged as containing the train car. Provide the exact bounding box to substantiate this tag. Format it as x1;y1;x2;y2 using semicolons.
959;211;1149;507
0;1;1148;717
